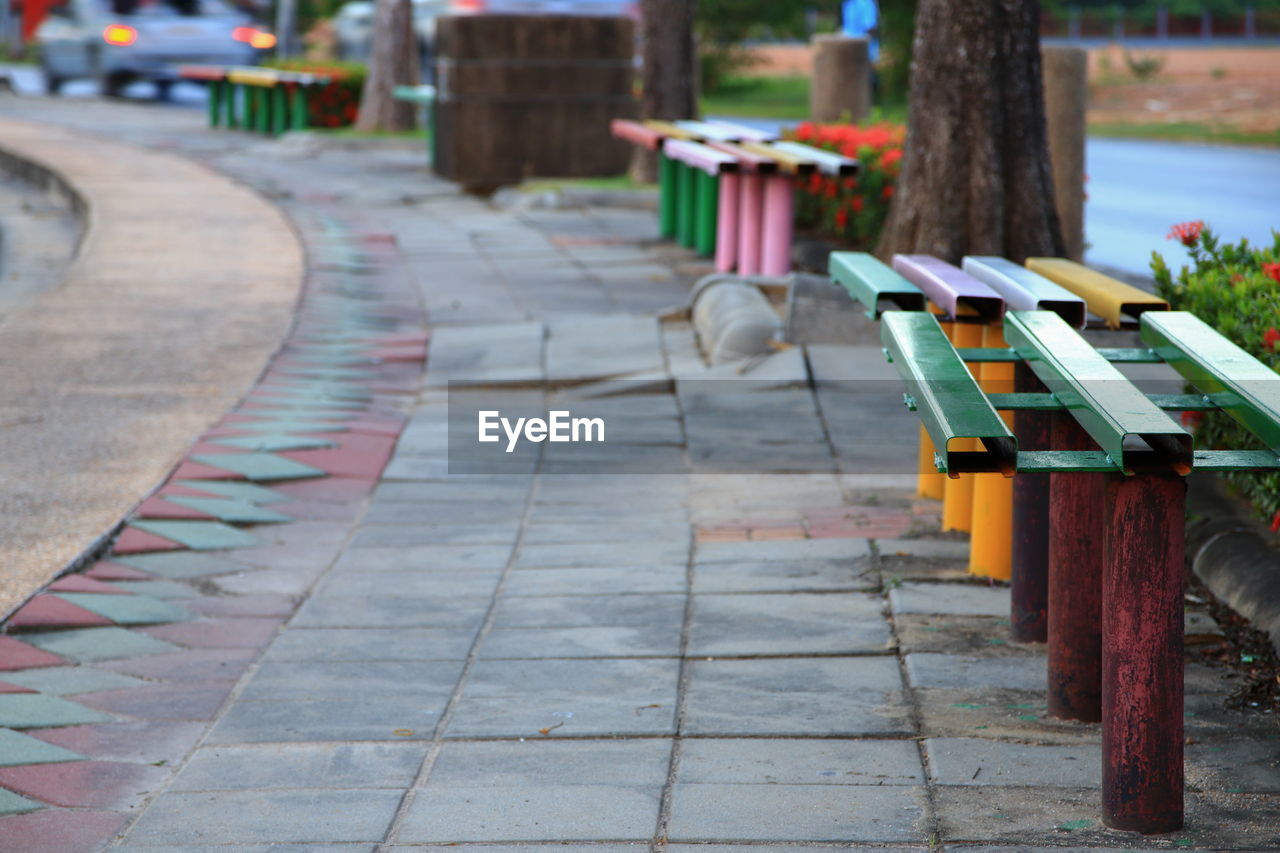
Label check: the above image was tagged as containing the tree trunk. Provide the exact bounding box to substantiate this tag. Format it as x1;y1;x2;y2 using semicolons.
631;0;697;183
355;0;419;133
876;0;1065;264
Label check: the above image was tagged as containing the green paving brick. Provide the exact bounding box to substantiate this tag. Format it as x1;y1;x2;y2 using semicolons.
129;520;260;550
104;580;196;600
115;552;248;579
210;434;338;452
0;693;116;728
2;666;149;696
54;593;191;626
25;627;181;662
161;497;292;524
276;368;381;381
189;454;326;482
244;397;365;411
0;727;85;766
256;384;373;402
0;788;43;816
173;482;292;505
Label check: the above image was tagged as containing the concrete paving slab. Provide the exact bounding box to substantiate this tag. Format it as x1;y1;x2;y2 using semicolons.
501;565;686;597
478;624;682;659
237;660;466;702
428;738;671;787
170;742;428;791
692;558;877;594
514;542;689;569
688;592;891;656
682;657;911;736
350;524;519;547
491;594;685;630
261;627;477;662
396;784;661;843
677;738;922;785
446;658;680;738
332;544;514;573
666;783;926;842
545;316;664;382
291;594;490;629
890;582;1010;617
696;538;869;564
926;737;1101;787
905;654;1046;691
122;789;403;845
207;695;451;744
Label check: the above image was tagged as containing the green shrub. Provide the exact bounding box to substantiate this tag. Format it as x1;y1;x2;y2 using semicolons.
263;58;366;128
1153;223;1280;525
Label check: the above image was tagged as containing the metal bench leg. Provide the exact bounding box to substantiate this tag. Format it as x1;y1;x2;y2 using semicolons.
714;171;739;273
736;172;762;275
658;154;677;239
675;161;696;249
254;88;270;134
227;82;240;128
1010;360;1051;642
694;170;718;257
1102;472;1185;833
208;79;223;127
760;173;793;276
970;322;1015;579
1047;413;1104;721
272;85;288;135
940;321;983;532
290;84;310;130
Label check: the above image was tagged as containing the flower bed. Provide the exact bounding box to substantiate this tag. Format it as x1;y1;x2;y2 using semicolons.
787;121;905;250
263;59;366;128
1154;222;1280;524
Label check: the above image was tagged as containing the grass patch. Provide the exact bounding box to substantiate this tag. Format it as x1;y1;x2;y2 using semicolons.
309;127;429;140
701;75;811;120
1088;121;1280;149
520;174;653;193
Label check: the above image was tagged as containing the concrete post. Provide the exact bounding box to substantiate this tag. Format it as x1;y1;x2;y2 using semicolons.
1042;46;1087;262
810;35;871;124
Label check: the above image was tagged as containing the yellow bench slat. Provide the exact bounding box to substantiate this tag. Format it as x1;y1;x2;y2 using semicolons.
1026;257;1168;329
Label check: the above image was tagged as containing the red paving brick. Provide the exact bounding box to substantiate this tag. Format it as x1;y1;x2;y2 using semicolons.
169;460;243;480
31;721;207;766
0;681;38;694
0;808;128;853
6;596;115;631
74;683;237;722
133;496;217;520
47;576;133;596
140;618;283;649
111;526;183;555
0;761;170;810
0;637;68;670
280;434;396;478
270;475;377;502
155;482;228;498
97;648;258;682
84;562;153;582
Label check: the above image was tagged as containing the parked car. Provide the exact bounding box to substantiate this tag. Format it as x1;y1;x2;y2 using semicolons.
445;0;636;15
332;0;448;65
36;0;272;97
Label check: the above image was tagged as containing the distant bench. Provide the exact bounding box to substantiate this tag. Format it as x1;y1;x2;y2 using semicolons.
178;66;332;136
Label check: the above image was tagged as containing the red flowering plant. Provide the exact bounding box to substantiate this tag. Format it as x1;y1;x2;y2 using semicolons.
787;121;906;250
263;59;366;129
1153;223;1280;520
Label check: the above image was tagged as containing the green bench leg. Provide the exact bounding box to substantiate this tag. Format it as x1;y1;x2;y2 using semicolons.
290;84;310;130
226;82;240;129
207;80;222;128
254;87;270;134
271;85;288;135
676;161;696;249
695;170;718;257
658;154;677;239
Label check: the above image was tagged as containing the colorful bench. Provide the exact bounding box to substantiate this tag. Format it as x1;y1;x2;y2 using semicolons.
832;250;1280;834
611;118;857;276
179;65;331;135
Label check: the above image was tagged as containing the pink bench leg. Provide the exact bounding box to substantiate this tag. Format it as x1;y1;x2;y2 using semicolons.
715;173;740;273
737;173;763;276
761;173;794;276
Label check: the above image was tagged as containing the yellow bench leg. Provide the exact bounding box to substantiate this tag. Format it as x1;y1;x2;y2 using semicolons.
969;323;1015;579
941;321;984;533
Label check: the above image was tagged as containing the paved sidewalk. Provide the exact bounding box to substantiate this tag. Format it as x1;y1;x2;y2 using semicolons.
0;99;1277;852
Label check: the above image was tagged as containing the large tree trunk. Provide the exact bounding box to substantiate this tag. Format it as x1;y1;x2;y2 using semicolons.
876;0;1065;264
355;0;419;132
631;0;697;183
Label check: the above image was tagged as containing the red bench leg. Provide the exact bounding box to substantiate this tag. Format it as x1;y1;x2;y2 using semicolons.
1011;361;1050;642
1102;472;1185;834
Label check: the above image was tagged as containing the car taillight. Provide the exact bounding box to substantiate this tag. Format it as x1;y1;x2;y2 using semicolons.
233;26;277;49
103;23;137;46
452;0;485;12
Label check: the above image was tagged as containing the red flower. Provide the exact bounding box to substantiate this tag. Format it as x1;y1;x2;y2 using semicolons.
1180;410;1204;429
1263;262;1280;284
880;148;903;170
881;186;894;200
1265;328;1280;351
851;196;864;213
1271;511;1280;533
823;180;838;200
807;173;823;194
1167;220;1204;246
835;208;849;229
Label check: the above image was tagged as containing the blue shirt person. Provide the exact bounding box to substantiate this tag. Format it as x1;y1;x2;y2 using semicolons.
842;0;880;63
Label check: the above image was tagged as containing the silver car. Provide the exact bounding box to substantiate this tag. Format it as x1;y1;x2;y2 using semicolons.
446;0;635;14
37;0;269;97
333;0;449;64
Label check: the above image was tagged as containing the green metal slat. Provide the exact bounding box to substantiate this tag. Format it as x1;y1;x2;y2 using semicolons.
955;348;1021;363
987;392;1214;412
1142;310;1280;455
828;252;926;319
1094;347;1162;363
1003;310;1191;474
1016;450;1118;472
1192;450;1280;471
881;311;1017;475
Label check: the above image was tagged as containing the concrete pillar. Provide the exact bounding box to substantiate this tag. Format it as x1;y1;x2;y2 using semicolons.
1042;45;1087;262
810;35;871;124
